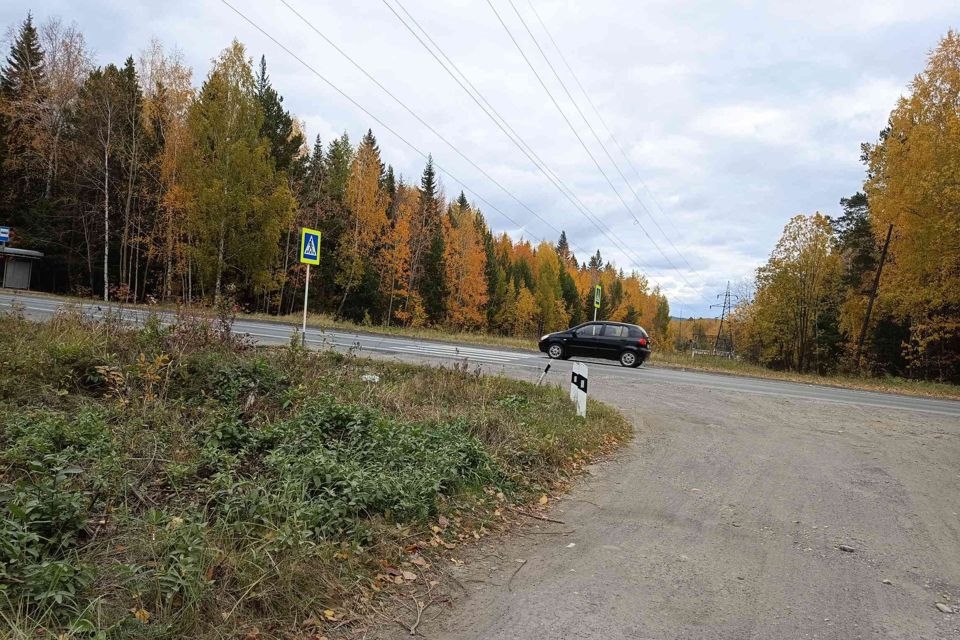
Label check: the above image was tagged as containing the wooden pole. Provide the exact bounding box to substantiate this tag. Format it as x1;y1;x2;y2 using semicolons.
854;224;893;370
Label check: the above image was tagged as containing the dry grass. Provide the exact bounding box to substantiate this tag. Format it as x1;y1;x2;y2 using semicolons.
0;309;630;639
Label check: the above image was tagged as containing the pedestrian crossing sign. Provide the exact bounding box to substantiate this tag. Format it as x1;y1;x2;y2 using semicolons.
300;227;321;265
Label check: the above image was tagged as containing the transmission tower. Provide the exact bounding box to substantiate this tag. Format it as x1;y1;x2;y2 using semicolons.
710;281;738;355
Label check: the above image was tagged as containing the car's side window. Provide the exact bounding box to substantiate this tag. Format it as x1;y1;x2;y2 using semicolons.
604;325;627;338
581;324;603;337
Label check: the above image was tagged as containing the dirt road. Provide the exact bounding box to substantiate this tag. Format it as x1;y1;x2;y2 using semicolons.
380;363;960;639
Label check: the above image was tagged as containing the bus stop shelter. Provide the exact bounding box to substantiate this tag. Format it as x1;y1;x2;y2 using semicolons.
1;246;43;290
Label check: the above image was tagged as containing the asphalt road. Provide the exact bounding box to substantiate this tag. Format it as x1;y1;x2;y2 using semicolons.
3;291;958;418
4;292;960;639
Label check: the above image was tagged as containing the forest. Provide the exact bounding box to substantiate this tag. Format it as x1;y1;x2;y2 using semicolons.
731;31;960;382
0;14;671;341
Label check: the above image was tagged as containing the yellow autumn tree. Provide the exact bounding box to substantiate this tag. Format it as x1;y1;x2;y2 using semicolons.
442;196;488;331
534;241;567;332
337;132;387;315
747;213;842;372
865;30;960;379
382;183;417;325
513;285;539;337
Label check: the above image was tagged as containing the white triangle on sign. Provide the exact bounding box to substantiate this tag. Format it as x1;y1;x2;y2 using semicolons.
304;236;318;258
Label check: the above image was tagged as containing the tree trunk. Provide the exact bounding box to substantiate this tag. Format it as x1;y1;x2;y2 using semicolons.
44;118;62;200
121;130;138;292
103;123;111;302
214;221;226;303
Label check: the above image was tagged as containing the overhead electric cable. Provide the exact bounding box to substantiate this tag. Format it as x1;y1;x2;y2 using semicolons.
381;0;658;275
525;0;695;271
218;0;536;240
486;0;696;288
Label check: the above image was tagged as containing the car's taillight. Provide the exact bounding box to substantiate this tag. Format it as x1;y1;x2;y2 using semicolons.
639;337;648;347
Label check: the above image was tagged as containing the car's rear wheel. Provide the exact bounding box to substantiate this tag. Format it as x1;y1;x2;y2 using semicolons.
619;350;639;368
547;343;564;359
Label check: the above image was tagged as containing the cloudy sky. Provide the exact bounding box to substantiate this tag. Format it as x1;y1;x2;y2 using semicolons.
4;0;957;315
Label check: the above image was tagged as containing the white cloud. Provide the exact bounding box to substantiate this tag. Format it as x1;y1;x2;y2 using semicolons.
1;0;954;313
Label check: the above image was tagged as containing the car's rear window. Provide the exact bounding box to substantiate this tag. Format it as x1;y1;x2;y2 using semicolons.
604;325;628;338
628;326;649;338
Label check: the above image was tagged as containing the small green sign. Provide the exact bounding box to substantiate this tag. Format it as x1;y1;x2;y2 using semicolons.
593;284;601;309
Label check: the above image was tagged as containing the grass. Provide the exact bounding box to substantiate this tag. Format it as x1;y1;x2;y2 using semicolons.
0;307;630;639
8;289;958;400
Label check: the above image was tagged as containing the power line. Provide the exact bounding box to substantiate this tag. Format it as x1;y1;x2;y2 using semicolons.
381;0;657;276
524;0;697;272
486;0;695;288
506;0;692;273
218;0;538;242
272;0;578;246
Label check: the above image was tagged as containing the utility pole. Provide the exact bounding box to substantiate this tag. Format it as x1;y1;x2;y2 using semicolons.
854;224;893;370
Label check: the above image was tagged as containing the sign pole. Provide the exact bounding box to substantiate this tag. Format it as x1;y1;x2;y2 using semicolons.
0;226;9;288
298;226;321;348
301;263;310;347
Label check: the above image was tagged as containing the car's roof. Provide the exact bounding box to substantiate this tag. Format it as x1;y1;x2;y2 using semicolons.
575;321;647;330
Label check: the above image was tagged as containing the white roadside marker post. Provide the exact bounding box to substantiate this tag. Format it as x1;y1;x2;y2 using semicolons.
570;362;588;418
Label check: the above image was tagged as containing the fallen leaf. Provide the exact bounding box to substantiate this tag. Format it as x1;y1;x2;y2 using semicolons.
411;555;428;567
243;627;260;640
539;495;549;505
322;608;340;621
431;525;442;534
438;515;450;528
132;608;150;623
401;571;417;581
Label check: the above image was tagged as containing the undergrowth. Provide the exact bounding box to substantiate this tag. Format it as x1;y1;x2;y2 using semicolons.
0;307;630;638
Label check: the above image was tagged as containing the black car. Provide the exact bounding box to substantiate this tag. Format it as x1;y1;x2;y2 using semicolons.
538;321;651;367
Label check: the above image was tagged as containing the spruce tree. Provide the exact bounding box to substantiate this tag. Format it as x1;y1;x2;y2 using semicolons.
556;230;570;260
322;132;352;205
456;190;469;213
383;164;397;219
0;13;45;97
254;55;303;174
0;13;48;218
417;155;446;323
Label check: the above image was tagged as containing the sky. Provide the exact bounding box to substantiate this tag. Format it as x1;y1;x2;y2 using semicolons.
4;0;958;315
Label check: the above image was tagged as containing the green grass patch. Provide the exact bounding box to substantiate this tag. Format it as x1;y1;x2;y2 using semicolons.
0;308;630;638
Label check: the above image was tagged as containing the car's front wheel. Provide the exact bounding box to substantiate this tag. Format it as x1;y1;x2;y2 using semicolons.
619;350;640;368
547;343;564;359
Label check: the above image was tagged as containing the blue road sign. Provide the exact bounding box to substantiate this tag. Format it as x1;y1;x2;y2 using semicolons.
0;227;9;243
300;227;321;265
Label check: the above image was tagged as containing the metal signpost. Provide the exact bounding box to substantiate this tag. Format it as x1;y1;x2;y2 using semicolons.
0;226;10;288
299;227;321;346
593;284;601;321
569;362;588;417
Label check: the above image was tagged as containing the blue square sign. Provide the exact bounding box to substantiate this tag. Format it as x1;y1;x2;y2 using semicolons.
0;226;9;243
299;227;321;265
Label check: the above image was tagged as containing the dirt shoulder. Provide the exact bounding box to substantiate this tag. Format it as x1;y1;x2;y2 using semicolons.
373;359;960;640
